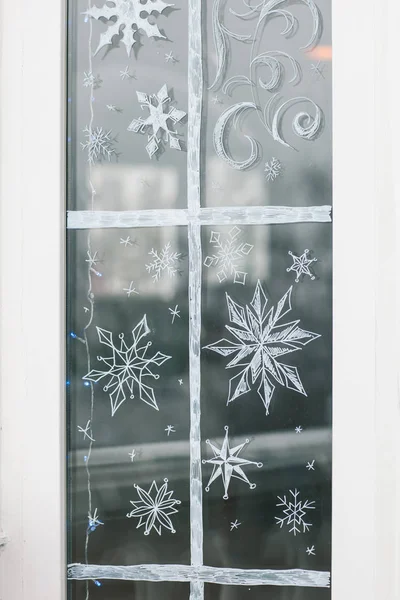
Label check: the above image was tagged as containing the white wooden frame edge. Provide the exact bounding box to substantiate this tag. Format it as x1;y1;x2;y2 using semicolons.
0;0;398;598
0;0;66;598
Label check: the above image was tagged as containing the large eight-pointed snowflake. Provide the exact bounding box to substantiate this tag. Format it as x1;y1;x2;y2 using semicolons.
126;479;181;536
85;0;174;56
203;226;254;285
202;426;262;499
128;85;186;158
204;281;320;415
83;316;171;416
275;489;315;536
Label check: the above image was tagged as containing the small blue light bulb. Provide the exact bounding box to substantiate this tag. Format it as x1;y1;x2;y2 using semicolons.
94;580;102;587
70;332;77;338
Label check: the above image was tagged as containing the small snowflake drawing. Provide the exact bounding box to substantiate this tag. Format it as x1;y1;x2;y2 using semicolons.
88;508;104;532
287;249;317;283
165;424;176;436
85;0;174;56
81;126;117;164
275;489;315;536
120;66;134;80
204;281;320;415
264;157;282;181
230;519;241;531
128;84;187;158
204;227;253;285
311;61;325;80
77;420;95;442
83;316;171;416
306;545;316;555
146;242;182;282
83;71;102;89
126;479;181;535
168;305;181;323
107;104;122;113
202;426;262;499
165;51;177;63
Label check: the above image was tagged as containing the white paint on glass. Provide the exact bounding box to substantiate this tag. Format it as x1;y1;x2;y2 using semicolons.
67;563;330;588
67;205;332;229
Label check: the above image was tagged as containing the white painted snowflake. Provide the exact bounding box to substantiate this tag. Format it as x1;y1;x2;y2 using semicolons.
88;508;104;532
81;126;117;164
287;249;317;283
83;316;171;416
146;242;182;282
128;84;186;158
275;489;315;536
202;426;262;499
85;0;174;56
204;226;253;285
264;157;282;181
83;71;102;89
126;479;181;535
204;281;320;415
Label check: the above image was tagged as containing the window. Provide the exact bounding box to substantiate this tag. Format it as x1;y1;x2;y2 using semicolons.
0;0;397;599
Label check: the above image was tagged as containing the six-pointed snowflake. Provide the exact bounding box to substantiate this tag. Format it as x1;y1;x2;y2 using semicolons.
264;157;282;181
128;84;186;158
204;281;320;415
204;226;254;285
85;0;174;56
146;242;182;282
275;489;315;536
83;71;102;89
83;316;171;416
81;126;117;163
287;249;317;283
126;479;181;535
202;426;262;499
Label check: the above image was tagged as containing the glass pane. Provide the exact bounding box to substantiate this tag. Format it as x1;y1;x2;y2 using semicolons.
67;1;188;211
202;0;331;208
205;585;331;599
201;223;331;570
67;226;190;569
69;581;190;599
67;0;332;597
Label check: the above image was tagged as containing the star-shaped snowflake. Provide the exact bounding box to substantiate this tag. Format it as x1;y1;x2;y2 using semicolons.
83;316;171;416
204;281;320;415
126;479;181;535
204;226;253;285
202;426;262;499
85;0;174;56
146;242;182;282
81;126;117;163
128;84;186;158
264;157;282;181
275;489;315;536
287;249;317;283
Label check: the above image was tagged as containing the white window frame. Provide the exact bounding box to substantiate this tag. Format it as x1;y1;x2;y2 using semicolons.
0;0;399;598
